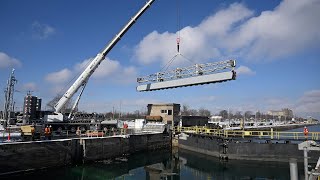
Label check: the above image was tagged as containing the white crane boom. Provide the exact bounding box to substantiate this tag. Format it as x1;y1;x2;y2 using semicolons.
54;0;155;114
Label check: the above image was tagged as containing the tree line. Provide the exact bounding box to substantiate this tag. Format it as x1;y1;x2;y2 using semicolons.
46;95;298;121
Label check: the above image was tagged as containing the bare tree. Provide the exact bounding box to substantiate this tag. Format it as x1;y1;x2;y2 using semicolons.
228;111;234;119
219;110;228;119
256;111;261;120
244;111;253;119
189;109;198;116
198;107;211;117
181;105;191;116
235;111;243;119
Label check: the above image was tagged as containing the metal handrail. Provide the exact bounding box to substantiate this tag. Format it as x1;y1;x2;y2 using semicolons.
175;126;320;141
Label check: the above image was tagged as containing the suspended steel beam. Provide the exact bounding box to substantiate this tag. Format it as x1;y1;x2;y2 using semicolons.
136;59;236;92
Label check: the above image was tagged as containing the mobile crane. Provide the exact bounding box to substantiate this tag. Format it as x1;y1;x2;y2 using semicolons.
43;0;156;132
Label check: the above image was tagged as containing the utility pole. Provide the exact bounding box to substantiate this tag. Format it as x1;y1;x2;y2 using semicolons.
112;106;115;120
228;108;230;127
119;101;122;118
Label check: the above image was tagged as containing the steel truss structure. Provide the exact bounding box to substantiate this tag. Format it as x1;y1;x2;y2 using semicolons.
136;59;236;91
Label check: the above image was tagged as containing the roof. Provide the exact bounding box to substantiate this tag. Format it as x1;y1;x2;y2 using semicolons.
147;103;180;106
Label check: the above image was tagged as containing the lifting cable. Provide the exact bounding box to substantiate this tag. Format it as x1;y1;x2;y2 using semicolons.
160;0;196;72
176;0;181;54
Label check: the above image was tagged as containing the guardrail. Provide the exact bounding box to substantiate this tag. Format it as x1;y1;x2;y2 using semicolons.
0;128;140;142
53;128;130;138
175;126;320;141
84;128;129;137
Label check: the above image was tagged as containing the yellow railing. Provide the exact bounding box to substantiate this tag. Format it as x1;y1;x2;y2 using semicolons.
174;126;320;141
85;128;129;137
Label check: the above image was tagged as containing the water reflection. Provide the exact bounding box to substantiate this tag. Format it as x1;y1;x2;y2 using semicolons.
179;148;307;180
2;147;306;180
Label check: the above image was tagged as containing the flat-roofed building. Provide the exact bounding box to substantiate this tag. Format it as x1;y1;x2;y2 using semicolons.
147;103;180;125
267;108;293;119
23;95;42;122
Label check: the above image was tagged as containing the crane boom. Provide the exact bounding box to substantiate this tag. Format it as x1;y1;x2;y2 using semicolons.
54;0;155;113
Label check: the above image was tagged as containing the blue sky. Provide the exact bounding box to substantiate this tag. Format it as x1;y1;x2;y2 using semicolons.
0;0;319;119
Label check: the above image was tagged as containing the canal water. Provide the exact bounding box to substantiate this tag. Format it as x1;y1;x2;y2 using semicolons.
1;148;308;180
2;124;319;180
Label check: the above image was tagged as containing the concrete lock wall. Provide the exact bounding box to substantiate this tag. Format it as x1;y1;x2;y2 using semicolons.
0;140;73;175
179;134;320;162
81;137;130;162
0;133;170;176
82;133;171;162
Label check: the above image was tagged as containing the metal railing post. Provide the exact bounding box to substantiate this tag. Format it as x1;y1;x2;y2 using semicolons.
289;158;298;180
303;147;308;180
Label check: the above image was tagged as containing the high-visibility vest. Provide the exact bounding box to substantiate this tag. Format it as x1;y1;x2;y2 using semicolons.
45;127;49;135
304;127;309;135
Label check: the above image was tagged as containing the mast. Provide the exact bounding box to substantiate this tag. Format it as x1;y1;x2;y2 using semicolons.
3;69;17;127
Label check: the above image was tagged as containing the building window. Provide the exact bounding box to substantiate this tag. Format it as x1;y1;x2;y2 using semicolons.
161;110;167;113
168;110;172;115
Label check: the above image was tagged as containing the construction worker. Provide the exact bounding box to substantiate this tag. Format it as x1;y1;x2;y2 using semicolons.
44;126;49;140
111;127;115;136
303;126;309;141
123;122;128;135
30;125;35;141
103;127;108;136
49;125;52;140
76;127;81;136
44;125;52;140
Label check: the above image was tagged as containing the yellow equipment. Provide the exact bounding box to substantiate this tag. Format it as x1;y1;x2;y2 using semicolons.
20;125;43;141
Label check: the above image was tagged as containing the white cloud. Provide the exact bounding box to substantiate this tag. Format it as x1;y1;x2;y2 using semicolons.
224;0;320;60
239;90;320;119
0;52;22;69
31;21;55;39
236;65;255;75
22;82;38;92
134;0;320;64
46;57;138;89
74;57;137;84
74;57;121;78
294;90;320;113
45;68;72;84
93;59;120;78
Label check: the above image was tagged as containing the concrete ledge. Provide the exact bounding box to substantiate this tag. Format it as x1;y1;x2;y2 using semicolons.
0;133;170;176
0;139;73;175
178;134;320;162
